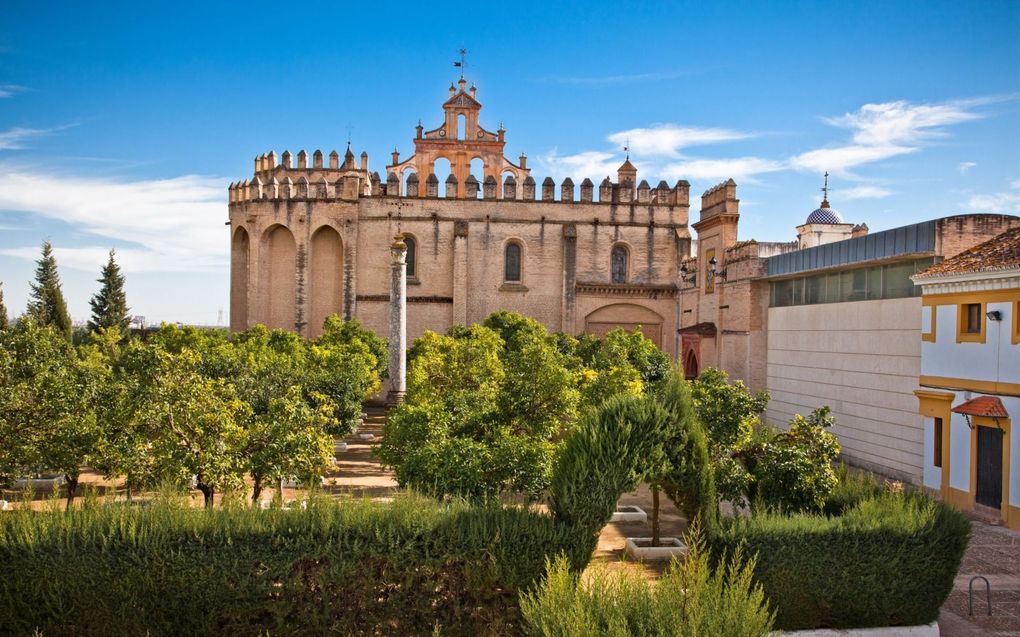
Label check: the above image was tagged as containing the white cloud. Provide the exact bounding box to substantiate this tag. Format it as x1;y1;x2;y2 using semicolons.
790;99;987;174
965;191;1020;214
0;84;25;99
837;185;893;200
661;157;784;182
958;161;977;173
607;125;752;158
0;167;228;273
0;126;61;150
1010;179;1020;189
535;149;623;181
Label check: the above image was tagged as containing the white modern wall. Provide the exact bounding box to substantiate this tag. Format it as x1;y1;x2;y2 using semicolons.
766;297;924;482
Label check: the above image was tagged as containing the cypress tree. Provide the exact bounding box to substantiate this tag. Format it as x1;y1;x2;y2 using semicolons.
0;282;8;330
88;249;130;333
26;241;73;339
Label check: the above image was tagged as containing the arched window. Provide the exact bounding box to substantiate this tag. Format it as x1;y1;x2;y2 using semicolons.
404;236;417;278
684;349;699;380
611;245;628;283
504;242;522;282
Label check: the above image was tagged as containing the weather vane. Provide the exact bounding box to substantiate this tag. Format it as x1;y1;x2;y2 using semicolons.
623;138;630;159
453;47;468;79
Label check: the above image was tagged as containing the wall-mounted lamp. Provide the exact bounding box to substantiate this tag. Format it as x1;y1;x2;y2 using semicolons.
708;256;727;280
987;310;1002;321
680;262;696;285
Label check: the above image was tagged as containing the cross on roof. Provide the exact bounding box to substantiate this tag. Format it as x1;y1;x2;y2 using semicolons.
345;123;355;144
821;171;830;201
453;47;468;79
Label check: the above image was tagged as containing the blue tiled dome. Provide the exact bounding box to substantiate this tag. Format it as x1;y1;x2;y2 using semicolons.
806;204;844;224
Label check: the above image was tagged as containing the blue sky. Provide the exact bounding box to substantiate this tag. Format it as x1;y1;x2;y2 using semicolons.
0;0;1018;325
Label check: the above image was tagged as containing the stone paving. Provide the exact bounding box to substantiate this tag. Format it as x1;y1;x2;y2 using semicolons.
939;521;1020;636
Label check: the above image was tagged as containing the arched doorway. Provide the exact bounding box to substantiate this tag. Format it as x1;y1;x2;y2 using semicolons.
684;349;699;380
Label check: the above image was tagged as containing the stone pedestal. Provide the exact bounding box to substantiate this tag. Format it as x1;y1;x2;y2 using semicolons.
386;235;407;405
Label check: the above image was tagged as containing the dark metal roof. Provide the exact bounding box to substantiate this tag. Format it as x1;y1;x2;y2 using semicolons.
766;219;937;277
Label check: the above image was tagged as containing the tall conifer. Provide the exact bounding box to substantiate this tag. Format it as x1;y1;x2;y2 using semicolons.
0;282;8;330
26;241;73;339
88;249;130;333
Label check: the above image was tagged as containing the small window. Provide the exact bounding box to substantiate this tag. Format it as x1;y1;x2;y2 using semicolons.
504;242;522;282
611;245;628;284
933;417;943;468
404;236;417;278
965;303;981;333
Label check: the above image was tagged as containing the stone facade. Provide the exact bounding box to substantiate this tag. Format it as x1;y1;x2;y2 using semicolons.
228;81;692;356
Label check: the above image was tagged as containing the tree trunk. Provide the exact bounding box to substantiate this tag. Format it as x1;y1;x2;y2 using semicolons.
65;475;78;511
251;475;263;504
651;486;661;547
198;483;214;508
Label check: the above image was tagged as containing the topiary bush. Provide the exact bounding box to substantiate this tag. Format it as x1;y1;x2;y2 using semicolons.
708;489;971;630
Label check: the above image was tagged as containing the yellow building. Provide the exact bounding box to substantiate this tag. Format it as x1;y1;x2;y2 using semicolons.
912;226;1020;529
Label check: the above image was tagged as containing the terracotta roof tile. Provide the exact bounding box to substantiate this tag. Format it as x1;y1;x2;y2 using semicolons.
952;396;1009;418
916;226;1020;278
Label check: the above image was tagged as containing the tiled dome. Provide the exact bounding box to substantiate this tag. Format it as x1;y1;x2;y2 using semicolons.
806;199;844;224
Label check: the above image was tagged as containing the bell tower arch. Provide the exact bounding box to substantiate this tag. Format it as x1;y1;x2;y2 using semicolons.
386;78;529;199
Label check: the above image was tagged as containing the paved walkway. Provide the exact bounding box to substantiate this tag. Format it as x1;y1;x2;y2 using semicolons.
939;521;1020;636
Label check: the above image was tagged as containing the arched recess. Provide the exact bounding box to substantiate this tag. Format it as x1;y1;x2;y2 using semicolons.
260;224;296;331
309;225;343;337
230;226;250;331
584;303;664;348
611;243;630;284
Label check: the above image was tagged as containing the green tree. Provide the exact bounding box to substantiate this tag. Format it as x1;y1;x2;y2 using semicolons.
0;320;108;507
691;368;769;509
132;347;250;507
26;241;73;340
0;282;9;330
244;386;336;502
743;406;841;512
88;249;131;334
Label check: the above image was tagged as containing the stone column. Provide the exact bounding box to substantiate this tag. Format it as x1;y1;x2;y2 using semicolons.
452;221;469;326
387;235;407;405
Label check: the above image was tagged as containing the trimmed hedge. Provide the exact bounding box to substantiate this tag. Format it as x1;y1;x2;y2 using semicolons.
708;489;970;630
0;495;585;636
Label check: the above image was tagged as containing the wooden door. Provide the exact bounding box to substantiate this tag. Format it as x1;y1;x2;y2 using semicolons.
976;426;1003;509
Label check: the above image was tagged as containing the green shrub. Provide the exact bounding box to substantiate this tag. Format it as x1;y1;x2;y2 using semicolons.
549;393;670;557
708;490;971;630
0;493;585;637
743;406;841;513
520;529;773;637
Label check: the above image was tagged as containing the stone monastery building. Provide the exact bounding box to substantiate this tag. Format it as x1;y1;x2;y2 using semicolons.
228;78;1020;485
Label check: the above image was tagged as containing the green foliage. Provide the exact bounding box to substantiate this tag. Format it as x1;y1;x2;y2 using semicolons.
0;320;109;505
743;407;841;513
26;241;73;340
655;370;717;529
0;282;9;330
550;393;670;553
0;493;584;636
520;530;773;637
87;249;131;334
708;487;971;630
381;315;579;501
690;368;769;508
571;328;670;409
